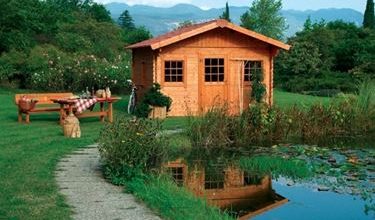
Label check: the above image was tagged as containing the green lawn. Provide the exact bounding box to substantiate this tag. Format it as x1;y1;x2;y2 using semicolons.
0;89;128;219
0;88;331;219
274;89;332;108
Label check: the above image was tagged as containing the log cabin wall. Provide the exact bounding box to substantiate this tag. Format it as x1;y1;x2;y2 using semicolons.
154;28;274;116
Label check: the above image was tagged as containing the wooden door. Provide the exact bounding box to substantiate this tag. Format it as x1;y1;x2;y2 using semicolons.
199;56;228;112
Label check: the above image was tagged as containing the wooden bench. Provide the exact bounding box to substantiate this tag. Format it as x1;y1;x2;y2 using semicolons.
15;93;73;123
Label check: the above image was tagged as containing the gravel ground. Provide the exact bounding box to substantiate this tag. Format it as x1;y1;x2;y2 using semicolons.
55;145;161;220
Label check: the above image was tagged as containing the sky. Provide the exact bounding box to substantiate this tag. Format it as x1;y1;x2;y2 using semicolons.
94;0;366;12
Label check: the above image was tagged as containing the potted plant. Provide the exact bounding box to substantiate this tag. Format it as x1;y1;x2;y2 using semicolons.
135;83;172;119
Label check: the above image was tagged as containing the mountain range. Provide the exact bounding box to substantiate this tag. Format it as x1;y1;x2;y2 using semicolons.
105;3;364;38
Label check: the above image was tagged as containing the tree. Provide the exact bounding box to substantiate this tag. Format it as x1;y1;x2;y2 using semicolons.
118;10;135;30
363;0;375;29
219;2;231;22
240;0;287;40
123;26;152;45
303;16;313;31
175;20;194;30
84;3;112;23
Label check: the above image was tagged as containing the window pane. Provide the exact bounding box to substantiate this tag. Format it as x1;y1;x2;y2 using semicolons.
177;61;183;68
211;66;217;74
205;67;210;74
219;67;224;74
255;61;262;68
205;59;210;66
250;61;255;69
211;75;218;81
219;74;224;82
219;58;224;65
171;69;177;76
211;59;218;65
165;61;170;68
205;75;210;82
177;76;183;82
245;61;250;69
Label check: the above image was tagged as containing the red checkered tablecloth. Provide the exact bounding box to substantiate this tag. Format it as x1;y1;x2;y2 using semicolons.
74;98;97;114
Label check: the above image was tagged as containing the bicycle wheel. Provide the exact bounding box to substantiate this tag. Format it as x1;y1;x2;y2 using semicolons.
127;93;136;114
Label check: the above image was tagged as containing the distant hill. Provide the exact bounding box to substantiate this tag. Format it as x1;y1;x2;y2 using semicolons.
105;3;363;38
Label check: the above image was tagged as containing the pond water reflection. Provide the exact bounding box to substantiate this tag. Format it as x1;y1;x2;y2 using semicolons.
166;144;375;219
165;159;288;219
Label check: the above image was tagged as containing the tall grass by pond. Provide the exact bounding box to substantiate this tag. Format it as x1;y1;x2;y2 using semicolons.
126;175;234;220
187;81;375;148
238;156;312;180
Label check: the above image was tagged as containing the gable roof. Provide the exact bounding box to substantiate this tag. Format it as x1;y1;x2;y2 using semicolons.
126;19;290;51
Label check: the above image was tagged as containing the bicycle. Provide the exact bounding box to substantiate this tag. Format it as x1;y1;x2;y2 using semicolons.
127;80;137;114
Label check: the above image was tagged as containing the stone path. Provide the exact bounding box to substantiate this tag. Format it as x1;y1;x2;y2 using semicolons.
55;145;161;220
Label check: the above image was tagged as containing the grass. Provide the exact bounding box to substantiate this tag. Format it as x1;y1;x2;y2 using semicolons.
0;87;333;219
0;88;127;219
238;156;312;180
126;175;234;220
274;89;332;109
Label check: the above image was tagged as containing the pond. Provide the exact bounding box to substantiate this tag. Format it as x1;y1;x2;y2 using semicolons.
166;143;375;219
256;178;373;220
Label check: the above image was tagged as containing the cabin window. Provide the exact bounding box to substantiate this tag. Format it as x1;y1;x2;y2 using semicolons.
164;60;183;82
244;172;262;185
205;58;224;82
244;61;262;82
168;167;184;187
204;166;225;189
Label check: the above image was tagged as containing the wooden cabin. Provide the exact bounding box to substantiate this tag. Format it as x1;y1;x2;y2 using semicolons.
127;19;290;116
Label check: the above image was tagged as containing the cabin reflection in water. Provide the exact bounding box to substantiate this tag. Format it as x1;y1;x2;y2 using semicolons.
165;159;288;219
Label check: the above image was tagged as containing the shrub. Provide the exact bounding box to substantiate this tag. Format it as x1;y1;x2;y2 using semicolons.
98;117;167;182
0;49;28;88
27;45;72;91
25;44;130;92
135;83;172;118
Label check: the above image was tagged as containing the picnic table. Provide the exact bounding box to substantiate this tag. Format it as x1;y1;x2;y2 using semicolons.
51;97;121;125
